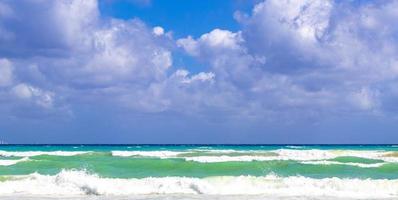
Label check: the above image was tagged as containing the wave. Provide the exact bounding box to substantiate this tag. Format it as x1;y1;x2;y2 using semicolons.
0;170;397;198
286;146;304;149
300;160;385;168
1;149;397;166
109;149;398;164
0;151;90;157
0;157;29;166
184;155;276;162
274;149;376;160
184;156;387;168
273;149;398;163
111;150;184;157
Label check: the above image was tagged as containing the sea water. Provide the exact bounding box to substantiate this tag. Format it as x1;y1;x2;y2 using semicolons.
0;145;398;199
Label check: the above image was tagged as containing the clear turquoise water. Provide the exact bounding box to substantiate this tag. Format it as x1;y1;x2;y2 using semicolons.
0;145;398;198
1;145;398;179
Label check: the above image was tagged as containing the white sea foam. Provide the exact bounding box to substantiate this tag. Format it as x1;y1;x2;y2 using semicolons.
109;149;398;164
183;154;389;166
300;160;385;168
272;149;377;161
272;149;398;163
0;157;29;166
183;149;395;164
111;150;242;158
182;149;329;163
191;149;238;153
286;146;304;149
184;156;275;162
0;170;397;198
111;151;184;157
0;151;90;157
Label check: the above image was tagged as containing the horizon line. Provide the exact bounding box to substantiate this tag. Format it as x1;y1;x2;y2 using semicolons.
0;144;397;146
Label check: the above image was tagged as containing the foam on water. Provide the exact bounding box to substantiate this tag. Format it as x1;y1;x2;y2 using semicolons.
0;170;397;198
286;146;304;149
0;151;90;157
0;157;29;166
300;160;385;168
272;149;398;163
111;151;184;157
184;155;276;162
109;149;398;164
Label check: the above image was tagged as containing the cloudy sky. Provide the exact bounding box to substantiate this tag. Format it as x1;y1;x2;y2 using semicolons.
1;0;398;144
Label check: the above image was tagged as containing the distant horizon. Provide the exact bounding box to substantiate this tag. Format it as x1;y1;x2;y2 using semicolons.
1;143;398;146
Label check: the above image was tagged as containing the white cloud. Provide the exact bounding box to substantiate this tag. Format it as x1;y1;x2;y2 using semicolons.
153;26;164;36
173;69;215;84
0;58;13;86
0;0;174;87
0;0;207;117
239;0;398;115
12;84;32;99
178;29;257;86
252;0;332;43
0;0;99;56
66;19;173;86
350;88;380;111
177;29;244;57
175;0;398;119
198;29;243;49
1;0;398;121
12;83;54;108
239;0;333;70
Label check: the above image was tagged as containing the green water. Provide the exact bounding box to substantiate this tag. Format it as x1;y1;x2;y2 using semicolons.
0;145;398;179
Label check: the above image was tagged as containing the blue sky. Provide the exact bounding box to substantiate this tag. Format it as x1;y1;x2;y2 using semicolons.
1;0;398;144
99;0;257;37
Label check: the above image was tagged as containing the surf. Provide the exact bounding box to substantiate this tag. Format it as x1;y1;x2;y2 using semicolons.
0;170;397;198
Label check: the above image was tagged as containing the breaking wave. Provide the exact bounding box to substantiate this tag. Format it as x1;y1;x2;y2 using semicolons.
0;170;397;198
111;150;183;157
0;151;90;157
0;157;29;166
299;160;385;168
109;149;398;163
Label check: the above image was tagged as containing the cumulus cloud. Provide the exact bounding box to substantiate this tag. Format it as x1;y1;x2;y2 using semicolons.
178;29;244;57
241;0;398;77
153;26;164;36
0;0;98;57
0;0;217;117
177;0;398;119
1;0;398;122
0;1;172;88
64;19;172;87
0;59;66;119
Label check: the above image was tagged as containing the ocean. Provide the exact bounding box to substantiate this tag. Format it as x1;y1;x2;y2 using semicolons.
0;145;397;199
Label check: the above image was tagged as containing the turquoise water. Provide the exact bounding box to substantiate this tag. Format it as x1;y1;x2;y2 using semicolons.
0;145;398;198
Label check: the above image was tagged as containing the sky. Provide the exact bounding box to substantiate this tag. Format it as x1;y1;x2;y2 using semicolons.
0;0;398;144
